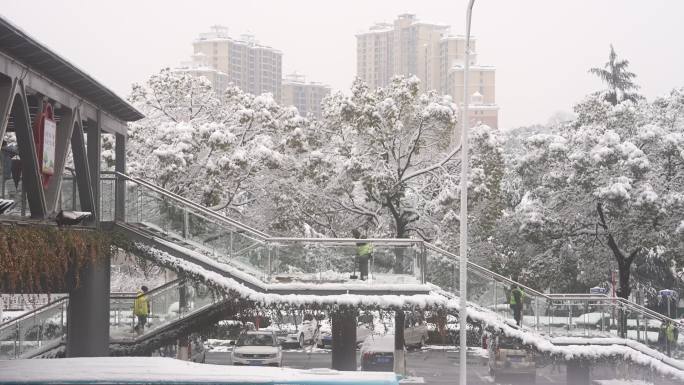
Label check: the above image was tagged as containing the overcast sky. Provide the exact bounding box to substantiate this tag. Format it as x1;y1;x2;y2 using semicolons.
2;0;683;128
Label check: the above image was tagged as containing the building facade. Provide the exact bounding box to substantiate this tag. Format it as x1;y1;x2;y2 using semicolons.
357;14;448;91
281;73;330;119
192;26;282;102
356;14;498;128
174;61;231;94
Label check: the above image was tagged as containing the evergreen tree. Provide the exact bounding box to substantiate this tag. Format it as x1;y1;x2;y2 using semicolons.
589;44;642;105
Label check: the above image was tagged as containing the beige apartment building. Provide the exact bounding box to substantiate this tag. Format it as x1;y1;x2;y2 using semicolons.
193;25;282;102
281;72;331;119
468;92;499;129
174;60;231;94
357;14;448;91
357;14;498;128
446;65;495;105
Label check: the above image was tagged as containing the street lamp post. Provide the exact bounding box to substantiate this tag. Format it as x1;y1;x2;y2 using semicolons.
459;1;476;384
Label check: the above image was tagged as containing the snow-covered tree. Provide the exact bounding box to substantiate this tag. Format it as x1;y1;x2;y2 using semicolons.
512;91;684;299
589;45;642;106
127;69;307;213
267;77;505;272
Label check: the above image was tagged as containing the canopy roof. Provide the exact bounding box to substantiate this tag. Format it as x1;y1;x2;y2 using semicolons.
0;15;143;122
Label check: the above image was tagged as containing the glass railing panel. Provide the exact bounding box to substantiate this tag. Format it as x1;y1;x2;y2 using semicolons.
124;181;141;223
424;247;458;292
59;174;82;213
99;174;116;221
0;320;18;359
0;179;29;217
226;242;270;281
177;281;217;318
109;296;136;338
423;245;559;332
110;285;180;340
0;299;68;359
270;241;419;285
142;191;172;234
124;181;167;227
110;281;218;341
121;178;267;275
568;299;613;338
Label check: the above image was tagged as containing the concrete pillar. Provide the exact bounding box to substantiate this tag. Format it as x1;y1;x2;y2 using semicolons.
394;311;406;375
331;307;356;371
66;255;111;357
177;335;189;361
567;359;591;385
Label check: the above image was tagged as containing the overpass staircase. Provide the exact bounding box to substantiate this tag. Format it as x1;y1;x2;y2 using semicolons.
1;173;683;379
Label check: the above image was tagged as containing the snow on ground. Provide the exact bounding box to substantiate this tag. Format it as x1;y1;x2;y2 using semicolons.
399;377;425;384
592;381;653;385
206;338;234;352
0;310;26;323
0;357;399;384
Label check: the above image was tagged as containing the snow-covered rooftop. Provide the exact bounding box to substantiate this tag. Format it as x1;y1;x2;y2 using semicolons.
0;357;399;384
449;64;496;71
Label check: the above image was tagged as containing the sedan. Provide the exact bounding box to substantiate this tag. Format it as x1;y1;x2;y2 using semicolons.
231;331;282;367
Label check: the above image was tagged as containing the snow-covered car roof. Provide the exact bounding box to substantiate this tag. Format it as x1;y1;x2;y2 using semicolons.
361;334;395;353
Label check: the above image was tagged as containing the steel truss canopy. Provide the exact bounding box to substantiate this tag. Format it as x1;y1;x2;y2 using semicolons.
0;15;143;134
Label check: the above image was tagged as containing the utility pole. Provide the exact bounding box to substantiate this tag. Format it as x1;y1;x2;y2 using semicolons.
459;1;476;384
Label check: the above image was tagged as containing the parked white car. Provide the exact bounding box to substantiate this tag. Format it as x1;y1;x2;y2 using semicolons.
265;314;320;348
231;331;282;367
281;317;319;348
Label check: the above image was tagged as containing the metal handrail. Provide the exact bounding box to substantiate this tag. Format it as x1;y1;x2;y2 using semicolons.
0;296;69;331
267;237;423;246
115;172;269;240
109;173;682;333
0;280;182;331
109;279;182;301
424;243;550;299
547;296;684;331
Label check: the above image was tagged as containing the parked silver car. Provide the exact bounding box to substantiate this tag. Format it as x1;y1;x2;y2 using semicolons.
403;313;428;348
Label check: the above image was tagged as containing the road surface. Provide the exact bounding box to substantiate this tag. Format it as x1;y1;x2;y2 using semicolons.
205;346;570;384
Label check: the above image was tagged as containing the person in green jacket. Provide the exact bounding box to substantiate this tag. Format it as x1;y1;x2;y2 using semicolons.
509;285;525;327
665;320;678;357
352;229;372;281
133;285;150;335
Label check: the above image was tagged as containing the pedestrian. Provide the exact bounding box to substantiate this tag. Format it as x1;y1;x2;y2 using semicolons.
133;285;150;335
509;284;525;327
352;229;372;281
665;320;678;357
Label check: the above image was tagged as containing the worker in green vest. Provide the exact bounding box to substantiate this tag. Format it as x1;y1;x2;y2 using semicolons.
665;320;678;357
352;229;372;281
509;285;525;327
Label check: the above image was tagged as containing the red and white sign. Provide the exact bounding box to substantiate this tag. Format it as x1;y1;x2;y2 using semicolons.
42;118;56;176
32;102;56;187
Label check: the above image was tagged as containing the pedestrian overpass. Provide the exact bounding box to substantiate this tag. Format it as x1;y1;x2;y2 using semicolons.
2;172;683;383
0;13;683;385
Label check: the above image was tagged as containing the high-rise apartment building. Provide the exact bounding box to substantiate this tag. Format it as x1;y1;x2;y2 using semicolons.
193;25;282;102
357;14;498;128
281;73;331;119
174;57;231;94
357;14;447;91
